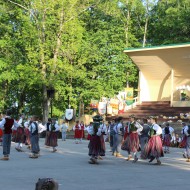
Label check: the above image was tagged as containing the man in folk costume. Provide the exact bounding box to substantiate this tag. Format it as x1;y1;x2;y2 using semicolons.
49;119;60;152
122;115;143;162
141;117;164;165
73;121;81;144
60;120;68;141
139;118;150;152
88;115;103;164
162;122;174;153
14;114;25;152
0;109;20;160
29;115;40;158
184;125;190;162
45;118;52;147
112;117;124;158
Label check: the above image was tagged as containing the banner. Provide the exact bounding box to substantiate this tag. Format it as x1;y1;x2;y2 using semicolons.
125;88;134;105
90;99;99;109
65;109;74;121
98;102;107;115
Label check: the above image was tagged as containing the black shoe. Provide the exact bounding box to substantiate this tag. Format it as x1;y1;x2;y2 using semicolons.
149;157;155;163
133;157;138;163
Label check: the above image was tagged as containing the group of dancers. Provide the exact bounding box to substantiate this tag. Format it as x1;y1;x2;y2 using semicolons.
0;110;68;160
87;115;190;164
1;109;190;164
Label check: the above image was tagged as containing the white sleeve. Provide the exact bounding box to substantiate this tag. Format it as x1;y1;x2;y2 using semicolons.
55;124;60;131
153;124;162;135
170;127;174;134
73;126;75;130
0;118;6;128
135;122;143;132
96;127;102;136
184;126;189;136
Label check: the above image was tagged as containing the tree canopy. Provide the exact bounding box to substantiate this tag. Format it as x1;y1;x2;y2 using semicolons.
0;0;189;121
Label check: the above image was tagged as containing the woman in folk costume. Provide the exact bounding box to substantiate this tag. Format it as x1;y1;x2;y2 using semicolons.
121;115;143;162
73;121;81;144
14;114;25;152
79;121;85;142
24;118;32;149
48;119;60;152
162;122;174;153
141;117;164;165
45;118;52;147
98;120;107;159
88;115;103;164
86;122;93;140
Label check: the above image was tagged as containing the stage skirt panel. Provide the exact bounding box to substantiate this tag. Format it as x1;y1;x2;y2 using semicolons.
12;127;25;143
88;135;101;157
121;132;139;153
163;134;171;146
141;135;164;159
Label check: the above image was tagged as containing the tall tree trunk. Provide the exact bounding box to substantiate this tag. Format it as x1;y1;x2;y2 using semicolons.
42;84;49;123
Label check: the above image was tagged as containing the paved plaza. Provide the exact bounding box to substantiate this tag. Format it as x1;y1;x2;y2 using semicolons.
0;139;190;190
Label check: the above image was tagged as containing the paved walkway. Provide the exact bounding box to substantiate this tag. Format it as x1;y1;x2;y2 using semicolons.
0;139;189;190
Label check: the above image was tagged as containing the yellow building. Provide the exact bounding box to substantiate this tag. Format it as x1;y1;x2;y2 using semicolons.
124;43;190;107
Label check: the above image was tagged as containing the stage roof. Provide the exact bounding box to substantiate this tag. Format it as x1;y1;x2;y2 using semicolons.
124;43;190;79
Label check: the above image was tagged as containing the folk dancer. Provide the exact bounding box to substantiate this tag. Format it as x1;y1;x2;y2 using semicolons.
24;118;32;149
98;120;107;159
80;121;85;143
0;109;20;160
112;117;124;158
139;118;150;152
179;122;188;158
29;116;40;158
48;119;60;152
14;114;25;152
60;120;68;141
45;118;52;147
108;120;115;151
184;125;190;162
88;115;103;164
86;122;93;140
73;121;81;144
122;115;143;162
162;122;174;153
141;117;164;165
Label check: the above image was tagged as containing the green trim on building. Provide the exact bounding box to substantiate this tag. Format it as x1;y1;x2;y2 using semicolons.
124;42;190;51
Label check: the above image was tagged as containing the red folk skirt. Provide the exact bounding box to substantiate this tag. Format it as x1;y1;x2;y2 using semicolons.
141;135;164;159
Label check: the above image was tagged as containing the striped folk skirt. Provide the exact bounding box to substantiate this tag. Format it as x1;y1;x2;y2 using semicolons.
141;135;164;159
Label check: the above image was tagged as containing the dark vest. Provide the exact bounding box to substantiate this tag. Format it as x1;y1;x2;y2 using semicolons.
47;122;51;131
130;122;137;132
4;118;14;134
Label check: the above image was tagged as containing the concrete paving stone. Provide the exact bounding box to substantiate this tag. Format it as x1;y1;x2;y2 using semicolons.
0;139;189;190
